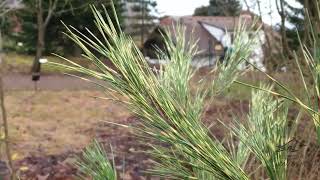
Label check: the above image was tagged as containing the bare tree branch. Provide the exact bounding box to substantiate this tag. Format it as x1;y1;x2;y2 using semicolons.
44;0;59;27
275;0;290;56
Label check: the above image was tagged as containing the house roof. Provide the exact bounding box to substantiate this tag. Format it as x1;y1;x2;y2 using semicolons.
153;12;281;54
160;14;255;32
158;15;254;48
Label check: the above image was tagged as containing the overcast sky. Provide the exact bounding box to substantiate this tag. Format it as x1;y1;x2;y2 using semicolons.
156;0;302;26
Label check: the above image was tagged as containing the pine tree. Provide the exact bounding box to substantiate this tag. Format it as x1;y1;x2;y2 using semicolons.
284;0;320;50
283;0;304;50
208;0;241;16
194;6;209;16
124;0;158;46
194;0;241;16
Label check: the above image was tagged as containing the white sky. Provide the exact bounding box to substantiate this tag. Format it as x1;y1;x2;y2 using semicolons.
156;0;302;26
157;0;209;16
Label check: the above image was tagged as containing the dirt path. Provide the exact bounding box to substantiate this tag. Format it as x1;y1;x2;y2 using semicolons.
3;74;98;90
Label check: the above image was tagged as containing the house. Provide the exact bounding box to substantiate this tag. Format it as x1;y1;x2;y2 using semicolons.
143;12;274;71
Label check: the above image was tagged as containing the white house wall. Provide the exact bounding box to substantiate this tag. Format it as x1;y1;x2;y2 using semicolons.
238;30;266;72
201;23;232;48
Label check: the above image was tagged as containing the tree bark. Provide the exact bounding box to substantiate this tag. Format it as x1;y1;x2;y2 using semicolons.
257;0;272;55
31;0;45;81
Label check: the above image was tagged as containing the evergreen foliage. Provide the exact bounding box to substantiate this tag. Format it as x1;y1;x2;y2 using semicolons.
76;140;116;180
282;0;320;50
194;5;209;16
193;0;242;16
43;5;298;179
8;0;124;55
283;0;304;50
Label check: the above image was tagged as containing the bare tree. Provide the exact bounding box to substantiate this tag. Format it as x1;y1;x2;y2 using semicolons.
32;0;65;82
0;28;13;179
275;0;290;56
257;0;272;55
30;0;89;82
242;0;276;71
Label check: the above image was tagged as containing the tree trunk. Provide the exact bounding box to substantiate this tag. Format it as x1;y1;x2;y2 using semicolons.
257;0;272;55
0;28;14;180
280;0;290;56
31;0;45;81
276;0;290;56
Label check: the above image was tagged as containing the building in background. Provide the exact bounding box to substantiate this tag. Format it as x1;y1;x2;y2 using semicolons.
122;0;137;33
143;11;277;71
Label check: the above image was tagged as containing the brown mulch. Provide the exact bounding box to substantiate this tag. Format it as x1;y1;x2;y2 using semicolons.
15;116;155;180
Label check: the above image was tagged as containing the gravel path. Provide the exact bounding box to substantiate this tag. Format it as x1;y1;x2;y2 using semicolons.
3;74;100;90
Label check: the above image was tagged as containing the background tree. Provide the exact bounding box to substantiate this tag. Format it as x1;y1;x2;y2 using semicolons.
125;0;158;47
209;0;241;16
29;0;76;82
44;1;124;56
276;0;291;56
284;0;320;51
193;0;242;16
281;0;304;51
11;0;124;56
193;5;209;16
12;0;123;82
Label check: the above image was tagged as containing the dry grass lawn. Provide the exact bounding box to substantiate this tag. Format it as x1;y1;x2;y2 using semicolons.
3;90;130;160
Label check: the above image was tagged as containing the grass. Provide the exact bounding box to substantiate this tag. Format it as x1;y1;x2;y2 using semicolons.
2;88;242;160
